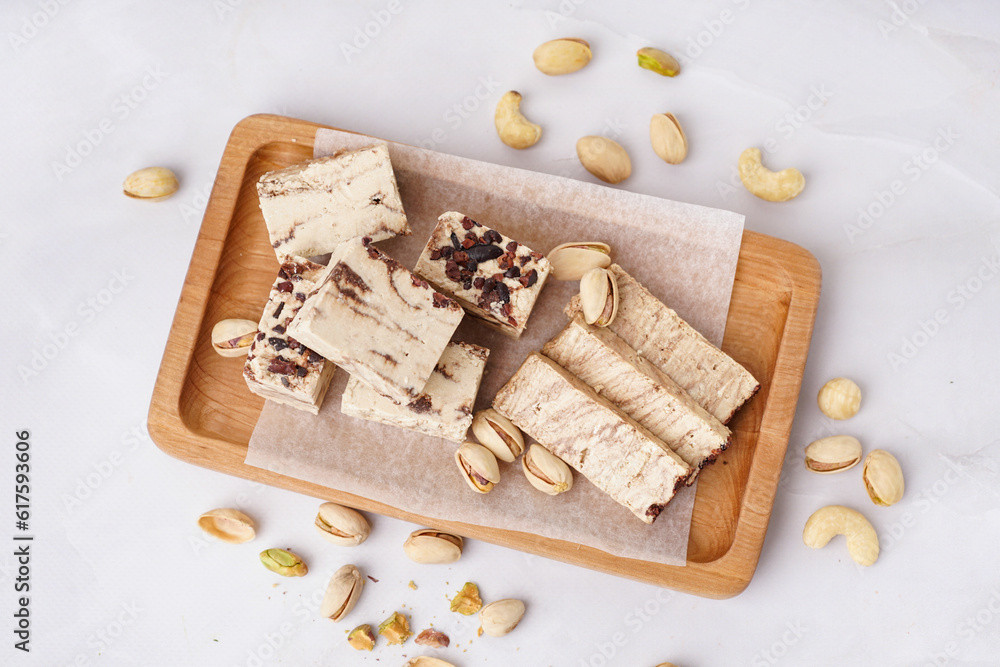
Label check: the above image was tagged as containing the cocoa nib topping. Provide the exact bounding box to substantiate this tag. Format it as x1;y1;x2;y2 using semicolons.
432;292;455;309
519;269;538;287
505;241;518;252
296;366;308;378
408;395;434;414
477;277;511;311
272;302;285;319
461;238;476;249
504;266;520;279
267;358;297;375
278;267;290;280
370;192;384;205
483;229;503;245
445;260;461;282
463;279;472;290
256;332;265;341
307;351;323;363
646;504;664;520
450;232;462;250
466;244;503;263
272;324;286;335
268;337;288;351
460;215;481;229
295;292;307;301
519;254;532;267
430;248;442;260
473;276;485;288
280;376;290;388
439;246;454;258
276;281;293;293
410;274;429;289
453;251;469;264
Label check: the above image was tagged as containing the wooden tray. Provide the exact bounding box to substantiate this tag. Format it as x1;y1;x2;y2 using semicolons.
148;114;821;599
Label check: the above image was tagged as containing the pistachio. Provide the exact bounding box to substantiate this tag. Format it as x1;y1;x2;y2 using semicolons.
454;442;500;494
804;435;862;474
259;548;307;577
863;450;905;506
347;624;376;651
211;319;258;357
547;242;612;281
320;564;363;622
649;113;688;165
449;582;483;615
637;47;681;77
521;444;574;495
654;663;680;667
123;166;179;200
197;508;256;544
577;136;631;184
817;377;862;420
580;267;618;327
495;91;542;149
378;611;412;645
403;529;464;564
314;502;371;547
403;658;456;667
414;628;451;648
472;409;524;463
479;598;525;637
533;38;592;75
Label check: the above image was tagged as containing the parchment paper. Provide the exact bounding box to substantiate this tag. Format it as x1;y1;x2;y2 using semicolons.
244;128;745;567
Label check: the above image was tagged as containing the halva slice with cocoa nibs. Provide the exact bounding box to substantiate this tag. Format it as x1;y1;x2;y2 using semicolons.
341;341;489;443
257;143;409;260
286;238;464;404
243;257;336;415
414;211;551;339
493;352;693;523
565;264;759;423
543;315;731;483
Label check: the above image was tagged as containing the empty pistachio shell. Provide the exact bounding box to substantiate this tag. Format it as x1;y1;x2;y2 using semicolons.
479;598;525;637
637;47;681;77
404;657;456;667
580;267;618;327
863;450;905;506
321;564;363;622
455;441;500;494
804;435;862;474
650;113;688;165
197;508;256;544
259;548;307;577
577;136;631;184
547;242;612;281
378;611;412;645
533;38;592;75
449;582;483;615
314;502;371;546
403;529;464;564
818;377;862;420
472;409;524;463
211;319;258;357
347;624;375;651
123;166;179;200
522;444;574;495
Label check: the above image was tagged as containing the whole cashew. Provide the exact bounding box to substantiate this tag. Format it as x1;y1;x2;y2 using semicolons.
803;505;879;567
495;91;542;150
738;147;805;202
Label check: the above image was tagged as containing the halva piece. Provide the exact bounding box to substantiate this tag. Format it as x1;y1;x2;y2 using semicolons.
493;352;693;523
543;315;731;482
257;143;409;259
565;264;759;423
341;341;489;443
244;257;336;414
286;239;464;403
414;211;551;338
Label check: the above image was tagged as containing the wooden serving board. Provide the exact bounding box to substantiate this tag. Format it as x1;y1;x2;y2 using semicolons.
148;114;821;599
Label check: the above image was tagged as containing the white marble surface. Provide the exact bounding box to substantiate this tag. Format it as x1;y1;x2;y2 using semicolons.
3;1;999;665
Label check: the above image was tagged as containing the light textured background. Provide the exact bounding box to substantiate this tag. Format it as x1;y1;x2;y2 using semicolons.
3;1;999;665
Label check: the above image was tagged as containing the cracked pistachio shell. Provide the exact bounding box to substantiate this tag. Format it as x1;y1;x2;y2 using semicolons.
547;242;612;281
637;47;681;77
404;657;456;667
479;598;525;637
197;508;256;544
403;529;464;564
455;441;500;494
321;564;363;622
123;166;179;200
533;38;592;75
211;319;258;357
314;502;371;546
472;408;524;463
259;548;307;577
650;112;688;165
863;450;904;506
580;267;618;327
522;444;574;495
804;435;862;474
449;582;483;615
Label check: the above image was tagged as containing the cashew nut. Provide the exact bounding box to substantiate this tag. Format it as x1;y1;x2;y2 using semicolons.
803;505;879;567
738;147;805;202
495;91;542;149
